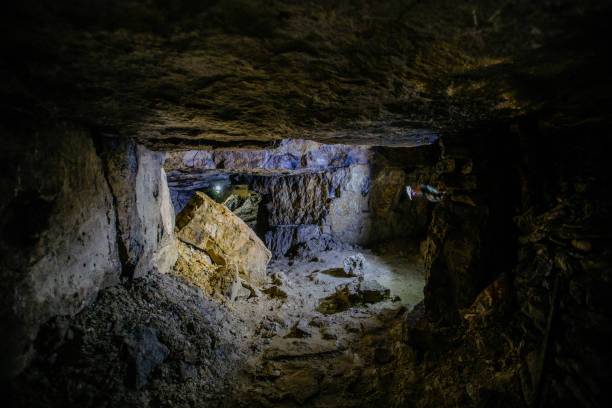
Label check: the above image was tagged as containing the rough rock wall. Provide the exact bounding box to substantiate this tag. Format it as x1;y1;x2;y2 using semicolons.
164;139;371;214
0;126;121;377
164;139;370;178
98;140;178;280
247;144;439;256
165;141;439;257
5;0;596;145
509;121;612;407
423;127;520;322
1;127;178;379
418;120;612;406
248;166;362;257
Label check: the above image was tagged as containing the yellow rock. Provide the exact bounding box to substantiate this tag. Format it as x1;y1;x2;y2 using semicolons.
173;241;237;297
175;192;271;285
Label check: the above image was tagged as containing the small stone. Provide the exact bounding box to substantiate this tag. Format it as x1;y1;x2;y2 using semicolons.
308;317;326;328
274;368;319;404
343;253;365;277
271;271;291;287
283;322;311;339
321;328;337;340
345;321;361;333
571;239;592;252
320;267;350;277
241;281;261;299
226;278;252;301
358;280;390;303
316;286;353;315
263;285;288;299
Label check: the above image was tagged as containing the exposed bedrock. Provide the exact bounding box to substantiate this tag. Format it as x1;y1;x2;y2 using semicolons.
164;139;372;181
250;145;438;256
166;141;440;257
0;126;120;378
423;124;523;323
164;139;372;214
0;127;177;378
98;139;178;280
6;1;606;146
414;120;612;406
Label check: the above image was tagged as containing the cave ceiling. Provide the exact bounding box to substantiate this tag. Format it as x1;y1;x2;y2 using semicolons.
2;0;610;148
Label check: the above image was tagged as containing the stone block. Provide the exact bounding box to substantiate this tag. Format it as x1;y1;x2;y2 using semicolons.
176;192;271;284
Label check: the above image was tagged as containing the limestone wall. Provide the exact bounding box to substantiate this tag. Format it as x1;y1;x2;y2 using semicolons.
0;126;177;378
97;140;178;279
165;140;439;257
248;144;439;256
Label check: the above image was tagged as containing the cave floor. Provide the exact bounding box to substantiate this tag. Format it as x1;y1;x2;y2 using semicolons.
223;247;425;406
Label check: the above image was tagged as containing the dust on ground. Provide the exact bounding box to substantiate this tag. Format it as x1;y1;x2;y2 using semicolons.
11;246;425;408
224;247;426;406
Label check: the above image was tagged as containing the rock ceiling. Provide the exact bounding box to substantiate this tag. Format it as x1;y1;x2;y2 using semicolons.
2;0;610;147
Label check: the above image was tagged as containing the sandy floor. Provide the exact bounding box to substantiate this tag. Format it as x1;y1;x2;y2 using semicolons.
223;247;426;406
226;247;425;342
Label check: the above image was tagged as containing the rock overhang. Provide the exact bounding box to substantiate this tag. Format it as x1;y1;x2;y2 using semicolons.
4;0;610;148
162;138;441;200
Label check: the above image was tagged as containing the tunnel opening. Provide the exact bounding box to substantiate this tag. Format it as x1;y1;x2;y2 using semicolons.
149;138;448;404
163;139;441;330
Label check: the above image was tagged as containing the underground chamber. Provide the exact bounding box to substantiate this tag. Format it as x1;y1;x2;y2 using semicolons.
3;1;612;406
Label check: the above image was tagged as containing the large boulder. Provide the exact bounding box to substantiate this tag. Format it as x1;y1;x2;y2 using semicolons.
175;192;271;285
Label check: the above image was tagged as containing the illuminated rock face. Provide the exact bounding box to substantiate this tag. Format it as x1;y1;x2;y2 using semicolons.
166;141;440;258
175;192;271;285
0;130;179;378
173;240;238;298
246;144;439;256
98;140;178;280
164;139;371;179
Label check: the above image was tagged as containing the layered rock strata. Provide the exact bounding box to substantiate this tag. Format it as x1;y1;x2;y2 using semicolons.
249;144;439;256
164;139;371;180
166;141;440;257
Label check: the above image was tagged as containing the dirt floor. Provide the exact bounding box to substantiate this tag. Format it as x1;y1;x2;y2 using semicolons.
10;245;425;408
223;247;426;406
